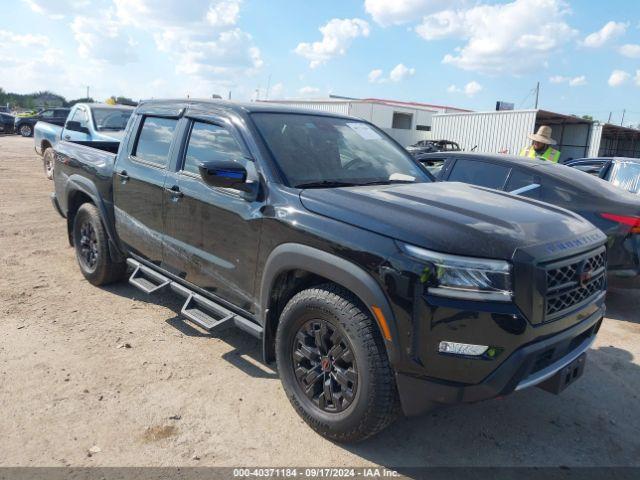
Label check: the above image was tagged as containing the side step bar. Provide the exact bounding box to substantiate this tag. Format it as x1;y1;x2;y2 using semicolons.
129;261;171;293
126;258;262;338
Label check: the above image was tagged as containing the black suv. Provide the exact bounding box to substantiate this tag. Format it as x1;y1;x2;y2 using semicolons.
51;100;606;441
15;107;70;137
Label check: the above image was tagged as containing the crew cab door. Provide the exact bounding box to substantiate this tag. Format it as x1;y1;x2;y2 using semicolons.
162;115;262;313
113;114;180;264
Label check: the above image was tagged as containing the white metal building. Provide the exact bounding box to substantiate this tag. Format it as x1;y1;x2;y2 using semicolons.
429;109;636;162
587;123;640;158
259;97;469;147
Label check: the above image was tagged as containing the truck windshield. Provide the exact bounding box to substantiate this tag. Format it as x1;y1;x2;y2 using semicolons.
92;108;133;131
252;113;431;188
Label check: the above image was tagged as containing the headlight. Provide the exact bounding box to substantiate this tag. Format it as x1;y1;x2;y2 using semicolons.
399;243;512;302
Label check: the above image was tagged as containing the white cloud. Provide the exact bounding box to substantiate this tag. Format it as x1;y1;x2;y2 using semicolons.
582;21;627;48
389;63;415;82
206;0;241;27
20;0;87;19
298;86;321;96
368;69;384;83
368;64;415;83
608;69;630;87
0;30;49;48
447;81;483;96
71;12;137;65
635;70;640;87
295;18;370;68
569;75;587;86
619;44;640;59
415;10;464;40
549;74;587;86
415;0;577;75
464;80;483;96
364;0;460;26
111;0;261;85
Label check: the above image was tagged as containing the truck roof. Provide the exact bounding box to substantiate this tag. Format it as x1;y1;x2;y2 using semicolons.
137;98;355;120
74;103;134;110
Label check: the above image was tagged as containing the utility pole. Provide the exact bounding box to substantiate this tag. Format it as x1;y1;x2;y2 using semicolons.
534;82;540;109
620;109;626;126
86;85;90;99
607;112;612;123
228;90;231;100
265;74;272;100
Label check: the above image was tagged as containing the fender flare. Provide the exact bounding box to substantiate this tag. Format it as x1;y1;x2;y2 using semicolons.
259;243;400;365
65;175;124;261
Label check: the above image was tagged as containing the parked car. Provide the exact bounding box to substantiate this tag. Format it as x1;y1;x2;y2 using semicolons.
565;157;640;195
14;107;70;137
406;139;461;156
0;113;15;134
417;152;640;286
51;100;606;441
35;103;133;179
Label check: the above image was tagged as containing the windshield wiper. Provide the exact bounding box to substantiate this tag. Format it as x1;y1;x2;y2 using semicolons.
353;179;416;186
295;180;362;189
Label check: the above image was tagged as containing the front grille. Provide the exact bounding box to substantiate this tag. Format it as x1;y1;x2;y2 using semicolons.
543;249;606;319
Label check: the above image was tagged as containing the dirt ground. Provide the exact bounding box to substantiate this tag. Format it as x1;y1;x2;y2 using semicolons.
0;134;639;469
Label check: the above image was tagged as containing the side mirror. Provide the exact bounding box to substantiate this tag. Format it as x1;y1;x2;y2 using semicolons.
65;121;89;134
198;160;251;191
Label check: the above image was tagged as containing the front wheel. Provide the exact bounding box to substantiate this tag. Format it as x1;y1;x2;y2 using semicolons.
19;124;33;137
72;203;126;286
276;284;399;442
43;147;55;180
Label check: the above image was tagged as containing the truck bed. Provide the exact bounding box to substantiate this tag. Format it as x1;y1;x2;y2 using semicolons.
53;140;118;218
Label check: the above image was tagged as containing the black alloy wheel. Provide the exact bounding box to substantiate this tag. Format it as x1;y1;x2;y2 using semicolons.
78;220;99;271
293;319;359;413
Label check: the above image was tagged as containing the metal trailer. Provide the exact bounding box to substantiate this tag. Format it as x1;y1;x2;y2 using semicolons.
588;123;640;158
432;109;594;163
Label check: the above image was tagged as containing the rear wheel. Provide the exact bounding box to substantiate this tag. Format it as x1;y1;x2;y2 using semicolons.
276;284;399;442
43;147;55;180
72;203;126;286
19;124;33;137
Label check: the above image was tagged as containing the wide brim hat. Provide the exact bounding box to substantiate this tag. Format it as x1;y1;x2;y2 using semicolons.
528;125;557;145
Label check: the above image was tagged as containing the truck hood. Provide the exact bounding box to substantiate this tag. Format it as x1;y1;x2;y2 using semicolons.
299;182;599;260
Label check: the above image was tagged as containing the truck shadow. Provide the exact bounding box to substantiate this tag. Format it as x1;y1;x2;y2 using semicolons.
342;344;640;469
100;280;639;467
605;287;640;324
100;281;278;380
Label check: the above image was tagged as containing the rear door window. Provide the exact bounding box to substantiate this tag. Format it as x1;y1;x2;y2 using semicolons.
447;159;510;189
70;108;89;128
134;116;178;168
418;157;446;179
505;168;541;198
182;121;245;175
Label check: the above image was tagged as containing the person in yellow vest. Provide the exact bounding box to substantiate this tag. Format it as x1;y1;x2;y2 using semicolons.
519;125;561;162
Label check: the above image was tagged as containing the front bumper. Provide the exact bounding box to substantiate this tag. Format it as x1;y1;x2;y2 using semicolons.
396;305;604;416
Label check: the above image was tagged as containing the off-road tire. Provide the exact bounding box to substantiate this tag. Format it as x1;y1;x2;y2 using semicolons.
72;203;126;286
43;147;55;180
276;283;399;442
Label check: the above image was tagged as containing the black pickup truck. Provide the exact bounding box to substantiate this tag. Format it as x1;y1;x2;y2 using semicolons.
51;100;607;442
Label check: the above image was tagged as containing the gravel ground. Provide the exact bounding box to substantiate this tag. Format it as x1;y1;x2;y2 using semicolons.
1;134;639;469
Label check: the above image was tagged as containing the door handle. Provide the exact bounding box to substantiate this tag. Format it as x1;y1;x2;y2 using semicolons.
64;135;71;140
165;185;184;198
116;170;129;181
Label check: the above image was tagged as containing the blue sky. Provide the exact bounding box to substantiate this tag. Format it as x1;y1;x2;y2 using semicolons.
1;0;639;125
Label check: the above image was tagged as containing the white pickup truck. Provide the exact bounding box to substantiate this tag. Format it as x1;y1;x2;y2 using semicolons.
34;102;133;179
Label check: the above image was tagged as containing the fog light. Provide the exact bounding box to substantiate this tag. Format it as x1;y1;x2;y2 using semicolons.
438;341;488;356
